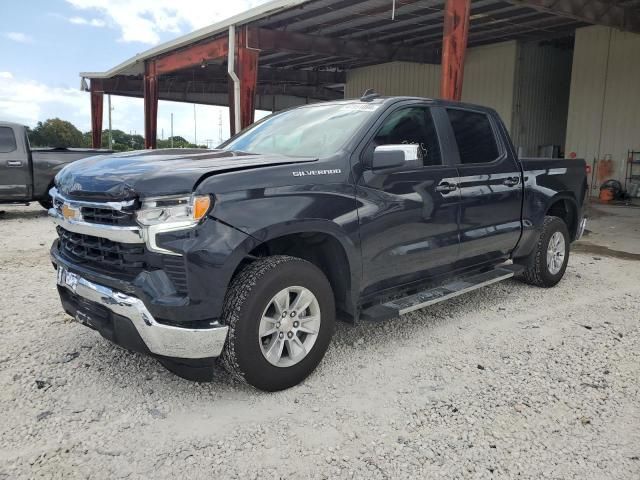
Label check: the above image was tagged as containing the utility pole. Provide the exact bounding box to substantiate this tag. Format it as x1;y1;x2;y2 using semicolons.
170;113;174;148
193;104;197;146
107;94;113;150
218;110;223;145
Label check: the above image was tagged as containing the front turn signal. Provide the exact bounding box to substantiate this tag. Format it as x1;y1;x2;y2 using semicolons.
193;195;212;221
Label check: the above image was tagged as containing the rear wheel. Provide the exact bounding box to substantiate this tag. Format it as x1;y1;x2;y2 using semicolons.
221;255;335;391
517;215;570;288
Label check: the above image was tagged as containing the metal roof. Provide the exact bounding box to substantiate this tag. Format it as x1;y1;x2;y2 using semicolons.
80;0;312;78
80;0;639;109
82;0;640;79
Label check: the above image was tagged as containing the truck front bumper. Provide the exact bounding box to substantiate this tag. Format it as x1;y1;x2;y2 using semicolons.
54;263;229;360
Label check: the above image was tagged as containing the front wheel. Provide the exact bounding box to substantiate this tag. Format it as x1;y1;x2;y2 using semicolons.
221;255;335;391
38;198;53;210
516;215;570;288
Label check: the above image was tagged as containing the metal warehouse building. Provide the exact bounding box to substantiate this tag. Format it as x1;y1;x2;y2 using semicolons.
81;0;640;187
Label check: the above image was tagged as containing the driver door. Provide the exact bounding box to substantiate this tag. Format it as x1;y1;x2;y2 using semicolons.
0;126;30;200
355;105;461;296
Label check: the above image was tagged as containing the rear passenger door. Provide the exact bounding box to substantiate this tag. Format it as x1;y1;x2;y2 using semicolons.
0;126;31;200
445;108;523;267
356;104;461;295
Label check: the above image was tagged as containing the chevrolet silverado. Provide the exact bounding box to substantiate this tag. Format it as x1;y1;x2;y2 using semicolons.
49;95;588;391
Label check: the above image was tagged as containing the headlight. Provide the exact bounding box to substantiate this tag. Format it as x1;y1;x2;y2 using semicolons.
137;194;212;255
137;194;212;226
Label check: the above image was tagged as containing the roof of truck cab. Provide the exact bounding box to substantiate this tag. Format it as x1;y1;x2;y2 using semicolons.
294;96;497;114
0;121;25;129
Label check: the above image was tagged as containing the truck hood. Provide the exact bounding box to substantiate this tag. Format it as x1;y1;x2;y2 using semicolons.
55;149;317;200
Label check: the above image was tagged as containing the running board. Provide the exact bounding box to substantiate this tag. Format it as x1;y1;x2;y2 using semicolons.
361;264;523;321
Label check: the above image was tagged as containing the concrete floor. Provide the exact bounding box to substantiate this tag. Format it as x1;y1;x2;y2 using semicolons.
577;201;640;258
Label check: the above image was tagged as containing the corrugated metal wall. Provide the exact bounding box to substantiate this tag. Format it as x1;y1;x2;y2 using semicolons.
345;62;441;99
344;41;517;130
565;25;640;180
511;41;573;156
461;41;517;131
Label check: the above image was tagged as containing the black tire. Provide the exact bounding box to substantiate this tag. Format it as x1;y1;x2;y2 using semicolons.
221;255;335;392
38;198;53;210
516;216;570;288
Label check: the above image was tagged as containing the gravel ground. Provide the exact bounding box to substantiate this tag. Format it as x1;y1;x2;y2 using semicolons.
1;204;639;479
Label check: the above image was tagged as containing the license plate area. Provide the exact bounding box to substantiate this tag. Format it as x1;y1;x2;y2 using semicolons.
57;266;79;292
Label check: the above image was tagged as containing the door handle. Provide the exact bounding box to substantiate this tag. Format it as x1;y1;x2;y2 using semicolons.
7;160;22;167
503;176;520;187
435;182;458;193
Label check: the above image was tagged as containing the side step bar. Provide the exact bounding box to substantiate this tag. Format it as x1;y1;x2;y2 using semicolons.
361;264;524;321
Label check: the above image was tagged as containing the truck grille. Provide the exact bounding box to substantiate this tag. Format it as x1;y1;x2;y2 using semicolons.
57;227;146;275
80;206;136;227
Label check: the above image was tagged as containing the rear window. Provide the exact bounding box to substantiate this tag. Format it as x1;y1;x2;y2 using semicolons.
0;127;17;153
447;109;499;164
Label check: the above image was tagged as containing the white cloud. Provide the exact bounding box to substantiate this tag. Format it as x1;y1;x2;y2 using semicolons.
4;32;34;44
0;72;244;145
68;16;107;27
65;0;267;45
0;74;87;129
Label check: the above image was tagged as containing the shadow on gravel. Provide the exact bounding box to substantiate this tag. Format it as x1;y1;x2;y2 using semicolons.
0;208;48;221
59;278;529;395
574;241;640;261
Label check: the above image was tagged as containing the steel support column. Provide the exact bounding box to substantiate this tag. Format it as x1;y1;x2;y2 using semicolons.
229;26;260;136
90;80;104;148
238;39;259;129
440;0;471;101
144;61;159;149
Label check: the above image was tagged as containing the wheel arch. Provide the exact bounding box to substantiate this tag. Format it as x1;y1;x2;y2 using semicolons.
544;193;580;240
231;220;361;320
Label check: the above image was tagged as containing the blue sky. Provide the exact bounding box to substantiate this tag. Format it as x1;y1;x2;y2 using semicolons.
0;0;269;144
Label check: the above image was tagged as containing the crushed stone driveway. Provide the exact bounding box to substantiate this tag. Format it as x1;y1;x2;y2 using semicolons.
1;205;639;479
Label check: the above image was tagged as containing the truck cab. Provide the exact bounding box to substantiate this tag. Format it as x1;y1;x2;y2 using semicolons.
0;122;32;202
0;121;111;209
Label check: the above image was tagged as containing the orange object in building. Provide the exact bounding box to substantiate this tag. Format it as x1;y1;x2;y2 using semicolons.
599;188;614;202
595;158;613;187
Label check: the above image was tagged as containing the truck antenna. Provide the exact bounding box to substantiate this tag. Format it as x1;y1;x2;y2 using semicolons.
361;89;380;102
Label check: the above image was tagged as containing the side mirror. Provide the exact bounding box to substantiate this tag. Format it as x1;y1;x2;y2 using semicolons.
371;145;422;171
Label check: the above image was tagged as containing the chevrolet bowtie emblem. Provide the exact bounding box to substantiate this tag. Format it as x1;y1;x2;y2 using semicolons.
61;204;80;221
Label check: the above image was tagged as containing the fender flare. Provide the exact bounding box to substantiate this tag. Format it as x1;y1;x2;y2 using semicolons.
543;192;580;238
227;218;362;313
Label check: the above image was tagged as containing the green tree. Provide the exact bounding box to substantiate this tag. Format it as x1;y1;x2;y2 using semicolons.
28;117;206;151
157;136;205;149
29;118;84;148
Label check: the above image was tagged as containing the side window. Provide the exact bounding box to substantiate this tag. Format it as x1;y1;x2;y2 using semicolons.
447;109;499;164
369;107;442;166
0;127;17;153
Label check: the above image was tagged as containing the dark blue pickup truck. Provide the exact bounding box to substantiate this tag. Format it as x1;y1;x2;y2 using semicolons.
49;95;587;391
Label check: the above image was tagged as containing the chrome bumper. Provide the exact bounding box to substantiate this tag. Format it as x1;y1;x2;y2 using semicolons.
57;267;228;359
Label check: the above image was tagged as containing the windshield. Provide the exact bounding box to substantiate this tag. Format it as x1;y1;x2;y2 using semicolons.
221;103;379;157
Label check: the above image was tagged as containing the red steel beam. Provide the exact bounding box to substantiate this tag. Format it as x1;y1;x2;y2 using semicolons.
155;36;229;75
229;26;260;135
144;61;159;149
90;80;104;149
238;28;260;130
440;0;471;101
